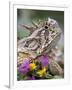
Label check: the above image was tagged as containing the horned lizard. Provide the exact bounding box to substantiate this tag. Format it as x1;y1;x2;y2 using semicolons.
17;18;63;76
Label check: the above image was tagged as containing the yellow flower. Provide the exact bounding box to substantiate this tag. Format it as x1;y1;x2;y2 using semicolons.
29;63;36;70
37;67;46;77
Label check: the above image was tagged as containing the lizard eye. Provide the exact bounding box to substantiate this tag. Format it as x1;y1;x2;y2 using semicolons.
45;25;48;29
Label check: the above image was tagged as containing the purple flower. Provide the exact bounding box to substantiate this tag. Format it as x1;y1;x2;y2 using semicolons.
39;55;49;66
18;58;29;74
27;76;35;80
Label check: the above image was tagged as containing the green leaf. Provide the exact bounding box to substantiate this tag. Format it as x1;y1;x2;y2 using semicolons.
53;75;63;79
17;71;25;80
44;72;54;79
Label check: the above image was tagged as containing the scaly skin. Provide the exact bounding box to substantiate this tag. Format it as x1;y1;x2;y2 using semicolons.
17;17;63;76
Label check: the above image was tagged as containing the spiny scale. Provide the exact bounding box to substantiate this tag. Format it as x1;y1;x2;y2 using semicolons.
18;18;61;58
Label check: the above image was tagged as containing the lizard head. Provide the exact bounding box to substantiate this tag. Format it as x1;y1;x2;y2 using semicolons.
38;17;59;31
